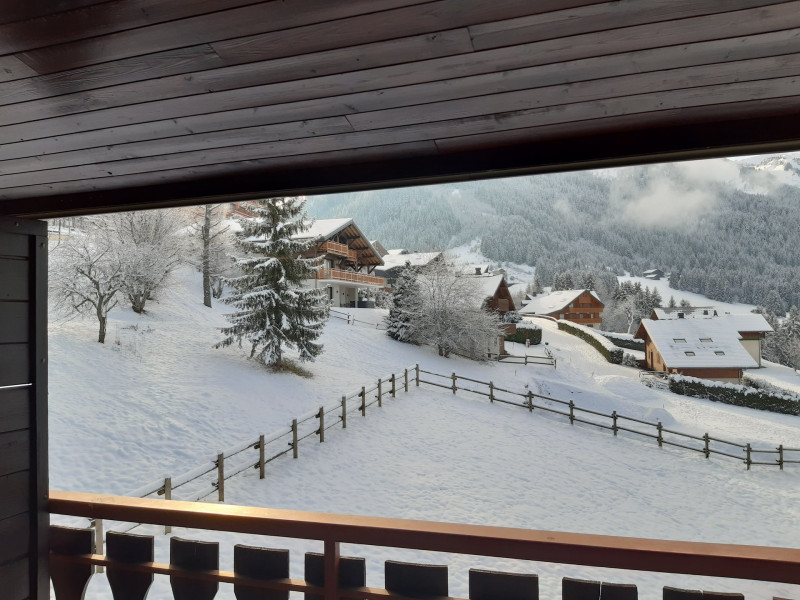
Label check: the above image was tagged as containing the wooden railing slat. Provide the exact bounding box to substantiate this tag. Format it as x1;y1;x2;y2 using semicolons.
170;537;219;600
49;526;94;600
233;545;290;600
106;531;154;600
385;561;448;598
469;569;538;600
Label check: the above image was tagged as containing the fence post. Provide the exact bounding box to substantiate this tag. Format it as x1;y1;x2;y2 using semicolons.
746;443;752;470
377;379;382;407
612;411;618;436
404;368;409;392
527;390;533;413
292;419;298;459
94;519;104;573
217;452;225;502
657;422;663;448
489;381;494;403
360;386;366;416
341;396;347;429
703;433;710;459
391;373;396;398
525;355;528;365
164;477;173;533
319;406;325;442
779;444;784;470
415;363;420;386
569;401;575;424
258;435;265;479
451;372;457;394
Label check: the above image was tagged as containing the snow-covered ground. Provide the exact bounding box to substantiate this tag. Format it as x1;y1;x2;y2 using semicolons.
50;268;800;600
616;275;756;315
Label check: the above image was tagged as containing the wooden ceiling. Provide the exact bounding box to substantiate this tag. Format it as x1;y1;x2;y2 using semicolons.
2;0;800;218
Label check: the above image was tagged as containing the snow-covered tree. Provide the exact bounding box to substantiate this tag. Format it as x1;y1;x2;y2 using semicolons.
386;263;421;343
216;197;328;369
190;204;232;307
49;219;124;343
668;295;677;308
103;209;187;313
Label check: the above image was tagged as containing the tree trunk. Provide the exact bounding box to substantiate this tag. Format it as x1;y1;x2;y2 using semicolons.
98;314;107;343
202;206;212;308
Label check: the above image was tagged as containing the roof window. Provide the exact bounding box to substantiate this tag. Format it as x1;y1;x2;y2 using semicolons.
673;338;687;343
685;351;696;356
699;337;713;342
715;351;725;356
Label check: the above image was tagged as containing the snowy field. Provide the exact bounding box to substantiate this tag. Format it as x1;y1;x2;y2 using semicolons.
617;275;756;316
50;268;800;600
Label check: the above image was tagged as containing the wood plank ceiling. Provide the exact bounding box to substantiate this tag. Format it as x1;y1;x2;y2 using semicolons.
2;0;800;217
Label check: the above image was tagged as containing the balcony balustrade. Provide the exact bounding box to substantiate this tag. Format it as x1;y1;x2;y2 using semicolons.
317;269;384;287
48;491;800;600
321;241;359;263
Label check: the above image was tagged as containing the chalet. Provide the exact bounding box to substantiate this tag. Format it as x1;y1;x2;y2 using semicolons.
369;240;389;258
294;218;385;307
650;308;773;366
374;251;443;286
635;320;758;383
643;268;665;280
3;3;800;598
463;273;517;356
519;289;604;327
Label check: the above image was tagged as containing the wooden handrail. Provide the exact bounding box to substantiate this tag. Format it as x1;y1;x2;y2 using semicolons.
317;269;384;286
49;491;800;585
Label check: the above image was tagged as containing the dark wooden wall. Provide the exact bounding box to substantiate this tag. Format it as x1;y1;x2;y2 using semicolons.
0;217;48;600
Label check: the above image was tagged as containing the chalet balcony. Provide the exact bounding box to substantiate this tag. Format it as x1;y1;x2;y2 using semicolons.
321;241;359;263
317;268;384;287
48;491;800;600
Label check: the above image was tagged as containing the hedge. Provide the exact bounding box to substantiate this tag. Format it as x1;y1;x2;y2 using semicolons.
506;324;542;345
558;320;623;364
598;331;645;352
668;375;800;416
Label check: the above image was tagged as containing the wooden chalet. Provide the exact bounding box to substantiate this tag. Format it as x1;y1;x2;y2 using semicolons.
636;319;759;383
519;289;604;327
3;2;800;599
650;308;773;367
375;250;443;286
295;218;385;307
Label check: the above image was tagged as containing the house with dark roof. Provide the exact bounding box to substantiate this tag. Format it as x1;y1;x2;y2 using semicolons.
635;319;759;383
519;289;604;327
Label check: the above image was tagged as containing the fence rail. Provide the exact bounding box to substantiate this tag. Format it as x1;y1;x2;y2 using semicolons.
416;368;799;471
329;308;386;329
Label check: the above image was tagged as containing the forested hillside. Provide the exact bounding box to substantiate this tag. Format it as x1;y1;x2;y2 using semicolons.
307;157;800;311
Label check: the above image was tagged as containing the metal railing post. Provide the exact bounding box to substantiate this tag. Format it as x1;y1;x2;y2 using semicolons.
164;477;172;533
360;386;366;416
377;379;382;407
217;452;225;502
489;381;494;403
259;435;265;479
292;419;298;458
703;433;710;459
341;396;347;429
319;406;325;442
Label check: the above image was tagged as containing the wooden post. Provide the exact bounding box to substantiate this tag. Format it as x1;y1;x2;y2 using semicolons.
94;519;104;573
319;406;325;442
779;444;784;470
657;422;663;447
341;396;347;429
527;391;533;412
525;355;528;365
415;363;420;386
360;386;366;416
569;401;575;424
323;539;340;600
489;381;494;403
292;419;298;459
164;477;172;533
703;433;710;459
451;372;457;394
404;368;409;392
391;373;396;398
217;452;225;502
258;435;265;479
377;379;382;407
612;411;618;436
746;443;752;470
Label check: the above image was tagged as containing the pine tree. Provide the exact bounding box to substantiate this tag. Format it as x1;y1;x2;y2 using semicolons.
668;295;677;308
216;197;328;369
386;263;421;343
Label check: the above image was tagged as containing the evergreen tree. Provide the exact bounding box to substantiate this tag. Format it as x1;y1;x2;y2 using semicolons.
386;263;421;343
668;295;677;308
216;197;328;369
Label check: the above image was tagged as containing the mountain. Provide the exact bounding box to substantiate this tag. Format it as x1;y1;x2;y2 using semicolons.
306;156;800;311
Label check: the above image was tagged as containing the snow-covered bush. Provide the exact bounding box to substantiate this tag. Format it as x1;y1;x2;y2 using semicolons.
668;375;800;416
558;320;624;364
598;330;645;352
502;310;522;324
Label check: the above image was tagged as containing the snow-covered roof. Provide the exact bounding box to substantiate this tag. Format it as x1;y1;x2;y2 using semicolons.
638;319;758;369
652;307;772;332
386;248;409;255
292;218;353;240
518;289;602;315
379;252;441;271
464;273;506;300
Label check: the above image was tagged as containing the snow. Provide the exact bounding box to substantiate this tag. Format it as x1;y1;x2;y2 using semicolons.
49;267;800;600
617;276;756;315
637;320;758;369
653;308;773;333
379;251;441;270
519;289;597;316
746;360;800;395
292;217;353;240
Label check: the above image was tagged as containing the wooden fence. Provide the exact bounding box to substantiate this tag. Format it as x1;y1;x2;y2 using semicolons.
416;368;800;471
329;308;387;329
497;345;556;367
89;365;417;544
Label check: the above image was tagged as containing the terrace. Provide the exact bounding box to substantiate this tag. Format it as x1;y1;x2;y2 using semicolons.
3;2;800;599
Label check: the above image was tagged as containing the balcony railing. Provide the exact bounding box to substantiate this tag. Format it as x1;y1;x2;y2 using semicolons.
49;491;800;600
321;241;358;263
318;269;384;287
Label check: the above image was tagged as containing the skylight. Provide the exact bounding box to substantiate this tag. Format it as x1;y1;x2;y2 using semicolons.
673;338;687;343
685;351;696;356
700;337;713;342
715;351;725;356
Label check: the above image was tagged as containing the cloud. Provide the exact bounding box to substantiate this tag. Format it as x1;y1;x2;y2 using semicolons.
619;180;717;228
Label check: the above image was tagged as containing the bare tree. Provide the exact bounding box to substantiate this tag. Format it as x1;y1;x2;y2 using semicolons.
191;204;231;307
49;221;124;343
